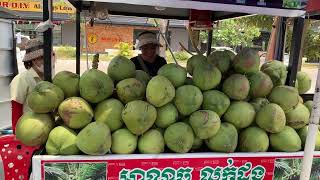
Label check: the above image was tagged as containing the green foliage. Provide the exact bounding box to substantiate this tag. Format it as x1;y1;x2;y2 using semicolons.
286;21;320;62
114;42;133;59
283;0;301;8
166;50;191;62
212;19;261;47
44;162;106;180
236;15;274;30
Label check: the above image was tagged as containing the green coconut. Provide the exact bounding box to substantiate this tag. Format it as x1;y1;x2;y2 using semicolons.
46;126;80;155
304;100;313;113
158;63;187;88
239;126;269;152
192;64;222;91
268;85;300;113
107;55;136;82
207;50;233;74
164;122;194;153
256;103;286;133
138;129;165;154
135;70;151;86
232;48;260;74
155;103;178;128
250;98;270;112
285;103;310;129
16;112;54;146
205;122;238;153
296;71;312;94
58;97;93;129
116;78;146;103
270;126;302;152
94;98;124;132
111;128;138;154
202;90;230;117
76;122;112;155
79;69;114;103
146;75;175;107
186;54;207;75
122;100;157;135
53;71;80;98
222;74;250;100
298;125;320;150
261;60;288;86
223;101;256;129
248;71;273;98
189;110;221;139
174;85;203;116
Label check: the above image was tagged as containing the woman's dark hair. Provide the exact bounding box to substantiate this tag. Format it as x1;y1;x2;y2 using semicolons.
138;31;156;37
23;61;33;69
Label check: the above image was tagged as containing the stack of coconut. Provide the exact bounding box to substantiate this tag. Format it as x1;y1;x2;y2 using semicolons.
15;49;317;155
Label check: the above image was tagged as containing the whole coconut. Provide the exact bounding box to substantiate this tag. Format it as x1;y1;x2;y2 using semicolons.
158;63;187;88
256;103;286;133
192;137;203;150
94;99;124;132
58;97;93;129
248;71;273;98
122;100;157;135
250;98;269;112
76;122;112;155
135;70;151;86
27;81;64;113
223;101;256;129
146;75;175;107
174;85;203;116
207;50;232;74
268;85;299;113
189;110;221;139
261;60;288;86
111;128;137;154
285;103;310;129
53;71;79;98
202;90;230;117
299;125;320;150
239;126;269;152
116;78;145;103
296;71;312;94
186;54;207;75
222;74;250;100
107;55;136;82
164;122;194;153
192;64;222;91
233;48;260;74
45;126;80;155
205;122;238;153
155;103;178;128
16;112;54;146
79;69;114;103
270;126;302;152
138;129;165;154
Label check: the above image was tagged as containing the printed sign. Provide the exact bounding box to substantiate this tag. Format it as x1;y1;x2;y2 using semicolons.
33;152;320;180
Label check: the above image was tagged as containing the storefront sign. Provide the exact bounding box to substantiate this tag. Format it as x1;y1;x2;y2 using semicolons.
32;152;320;180
0;0;75;14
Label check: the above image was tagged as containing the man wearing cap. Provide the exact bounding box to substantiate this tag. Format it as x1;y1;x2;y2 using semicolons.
10;38;55;131
131;31;167;76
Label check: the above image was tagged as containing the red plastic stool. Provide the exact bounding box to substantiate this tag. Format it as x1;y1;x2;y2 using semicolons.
0;135;40;180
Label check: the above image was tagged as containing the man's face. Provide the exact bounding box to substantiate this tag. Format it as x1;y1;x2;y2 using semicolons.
141;44;157;60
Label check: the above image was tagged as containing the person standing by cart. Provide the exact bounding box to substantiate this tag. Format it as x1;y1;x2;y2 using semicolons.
131;31;167;76
10;38;56;132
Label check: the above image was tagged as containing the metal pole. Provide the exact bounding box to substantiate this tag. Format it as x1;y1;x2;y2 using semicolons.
206;30;213;57
76;2;81;75
274;17;286;61
286;17;305;86
300;65;320;180
43;0;52;81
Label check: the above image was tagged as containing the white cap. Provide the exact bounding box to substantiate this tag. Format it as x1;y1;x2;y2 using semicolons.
136;32;161;49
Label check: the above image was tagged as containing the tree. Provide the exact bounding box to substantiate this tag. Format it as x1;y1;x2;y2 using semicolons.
200;19;261;49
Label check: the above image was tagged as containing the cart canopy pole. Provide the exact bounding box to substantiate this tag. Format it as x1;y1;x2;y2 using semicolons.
76;2;81;75
43;0;53;81
286;17;305;86
206;29;213;57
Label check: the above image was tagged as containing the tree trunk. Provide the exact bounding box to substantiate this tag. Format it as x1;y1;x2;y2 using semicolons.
159;19;168;58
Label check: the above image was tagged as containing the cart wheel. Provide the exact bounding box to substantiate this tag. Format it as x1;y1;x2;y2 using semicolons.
0;135;40;180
